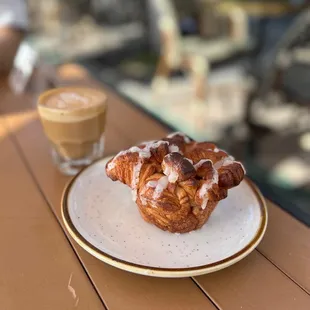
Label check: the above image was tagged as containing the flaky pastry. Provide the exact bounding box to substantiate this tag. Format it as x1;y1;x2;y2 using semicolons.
106;132;245;233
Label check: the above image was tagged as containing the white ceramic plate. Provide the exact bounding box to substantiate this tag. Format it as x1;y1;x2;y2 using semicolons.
62;157;268;278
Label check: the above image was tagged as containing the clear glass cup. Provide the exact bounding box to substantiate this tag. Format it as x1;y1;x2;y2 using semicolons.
37;86;107;175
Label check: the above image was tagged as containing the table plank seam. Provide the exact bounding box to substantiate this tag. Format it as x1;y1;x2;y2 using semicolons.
190;278;220;310
265;197;310;229
5;127;109;310
192;277;224;310
256;249;310;295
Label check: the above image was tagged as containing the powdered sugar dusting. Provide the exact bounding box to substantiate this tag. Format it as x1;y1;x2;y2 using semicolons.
108;136;244;211
185;158;193;165
220;157;246;174
107;162;116;170
199;167;219;210
147;180;158;188
197;155;245;209
168;170;178;183
108;141;169;172
132;161;143;189
143;140;169;152
141;176;170;203
163;164;178;183
109;140;173;202
169;144;180;153
167;132;191;143
239;162;246;174
131;161;143;201
213;156;235;170
194;159;212;170
153;176;169;199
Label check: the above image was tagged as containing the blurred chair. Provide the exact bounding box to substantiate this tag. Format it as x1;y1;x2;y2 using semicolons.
150;0;249;102
151;14;209;102
245;9;310;134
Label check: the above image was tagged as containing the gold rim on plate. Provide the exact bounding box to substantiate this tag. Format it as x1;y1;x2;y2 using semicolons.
61;159;268;278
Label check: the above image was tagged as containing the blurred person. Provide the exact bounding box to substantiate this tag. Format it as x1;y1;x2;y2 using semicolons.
0;0;28;75
0;0;96;92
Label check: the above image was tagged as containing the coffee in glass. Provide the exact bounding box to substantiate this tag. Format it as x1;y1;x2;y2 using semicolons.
38;87;107;175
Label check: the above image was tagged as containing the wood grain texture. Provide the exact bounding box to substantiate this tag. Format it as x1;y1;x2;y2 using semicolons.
194;251;310;310
0;122;104;310
258;202;310;293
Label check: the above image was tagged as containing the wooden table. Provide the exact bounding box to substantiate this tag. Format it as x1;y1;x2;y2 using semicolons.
0;77;309;310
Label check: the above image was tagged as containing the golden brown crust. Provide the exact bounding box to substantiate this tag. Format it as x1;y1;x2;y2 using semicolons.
162;152;196;182
106;133;245;233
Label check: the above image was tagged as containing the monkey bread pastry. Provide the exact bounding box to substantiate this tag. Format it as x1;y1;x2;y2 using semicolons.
106;132;245;233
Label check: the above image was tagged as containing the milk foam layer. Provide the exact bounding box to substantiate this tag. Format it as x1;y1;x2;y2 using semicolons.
38;87;106;123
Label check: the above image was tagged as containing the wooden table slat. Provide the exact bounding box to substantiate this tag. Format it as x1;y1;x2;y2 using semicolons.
258;203;310;293
0;122;104;310
194;251;310;310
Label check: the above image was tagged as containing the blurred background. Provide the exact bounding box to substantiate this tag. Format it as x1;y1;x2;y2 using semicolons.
6;0;310;224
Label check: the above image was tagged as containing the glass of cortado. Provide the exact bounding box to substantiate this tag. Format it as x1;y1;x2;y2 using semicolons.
37;86;107;175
